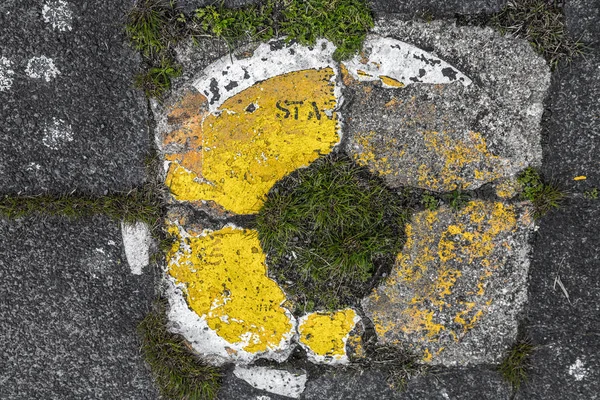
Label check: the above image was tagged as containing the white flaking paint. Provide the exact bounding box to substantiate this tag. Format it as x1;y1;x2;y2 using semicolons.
193;39;341;113
26;56;60;82
121;221;151;275
42;117;73;150
25;162;42;171
165;223;297;366
343;35;471;87
42;0;73;32
233;366;307;399
568;358;589;381
0;57;15;92
297;310;361;365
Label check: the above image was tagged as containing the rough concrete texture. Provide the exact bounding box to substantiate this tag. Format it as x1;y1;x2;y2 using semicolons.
540;51;600;189
345;21;550;192
516;200;600;399
565;0;600;47
364;201;534;365
0;0;149;195
368;0;507;17
0;216;158;399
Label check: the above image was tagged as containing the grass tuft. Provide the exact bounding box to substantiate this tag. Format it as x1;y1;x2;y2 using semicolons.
421;193;440;211
498;338;535;390
255;154;410;312
446;190;471;212
491;0;586;69
279;0;374;61
517;167;564;218
138;301;222;399
0;185;163;227
135;57;182;98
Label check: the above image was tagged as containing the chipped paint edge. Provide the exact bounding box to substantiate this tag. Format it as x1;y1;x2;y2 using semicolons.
164;222;298;365
233;366;307;399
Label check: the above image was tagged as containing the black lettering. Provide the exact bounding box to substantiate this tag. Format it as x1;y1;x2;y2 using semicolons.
311;102;321;120
276;101;290;118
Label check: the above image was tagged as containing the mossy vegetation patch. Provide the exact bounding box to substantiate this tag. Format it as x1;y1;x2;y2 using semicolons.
138;301;222;399
517;167;564;218
498;337;535;390
491;0;586;69
255;154;411;313
126;0;374;97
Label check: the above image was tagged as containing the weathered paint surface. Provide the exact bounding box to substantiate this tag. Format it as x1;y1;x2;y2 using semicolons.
164;68;340;214
297;309;359;363
120;221;151;275
353;129;507;192
233;366;307;399
167;224;295;354
42;117;74;150
42;0;73;32
0;56;15;92
363;200;534;364
343;35;471;88
25;56;60;82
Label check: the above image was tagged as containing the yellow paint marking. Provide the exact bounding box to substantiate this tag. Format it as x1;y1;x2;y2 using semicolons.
357;69;372;77
298;309;357;357
379;75;405;88
574;175;587;181
165;69;340;214
167;225;293;353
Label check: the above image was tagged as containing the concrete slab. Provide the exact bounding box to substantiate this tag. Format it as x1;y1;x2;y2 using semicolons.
565;0;600;47
0;0;149;195
368;0;506;17
0;216;158;399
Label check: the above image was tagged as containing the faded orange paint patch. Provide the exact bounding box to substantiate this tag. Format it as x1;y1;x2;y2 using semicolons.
164;69;340;214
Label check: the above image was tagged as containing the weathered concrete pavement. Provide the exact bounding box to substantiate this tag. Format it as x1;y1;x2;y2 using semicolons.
1;0;599;399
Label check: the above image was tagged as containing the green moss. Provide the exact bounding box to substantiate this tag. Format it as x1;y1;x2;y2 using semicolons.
279;0;374;61
421;193;440;211
255;154;410;312
138;301;222;399
135;57;182;98
517;167;564;218
584;187;598;200
0;185;163;226
491;0;586;70
498;338;535;390
446;190;471;212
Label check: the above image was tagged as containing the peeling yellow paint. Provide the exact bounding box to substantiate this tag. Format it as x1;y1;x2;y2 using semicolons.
298;309;357;358
164;69;340;214
167;225;293;353
574;175;587;181
379;75;405;88
367;200;521;362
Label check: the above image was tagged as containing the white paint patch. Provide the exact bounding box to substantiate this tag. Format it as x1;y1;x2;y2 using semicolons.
42;0;73;32
297;310;361;365
233;366;307;399
256;396;271;400
165;223;297;366
343;35;471;87
568;358;589;381
42;117;73;149
25;162;42;171
26;56;60;82
193;39;340;113
120;221;151;275
0;57;15;92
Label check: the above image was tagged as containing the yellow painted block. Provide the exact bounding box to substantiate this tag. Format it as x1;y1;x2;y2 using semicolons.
165;69;340;214
379;75;405;88
298;309;357;357
167;225;293;353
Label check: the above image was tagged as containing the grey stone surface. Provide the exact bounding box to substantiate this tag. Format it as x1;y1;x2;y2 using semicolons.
565;0;600;47
540;51;600;189
516;200;600;400
362;201;534;366
368;0;506;17
0;0;149;195
0;216;159;399
345;20;550;193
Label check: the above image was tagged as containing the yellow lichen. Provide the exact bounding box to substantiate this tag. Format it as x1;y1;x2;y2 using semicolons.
495;178;520;199
167;225;293;353
368;200;521;362
164;68;340;214
298;309;357;358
